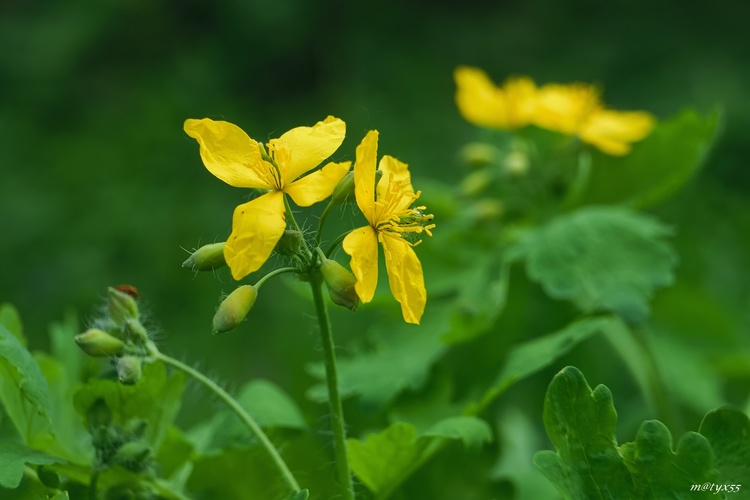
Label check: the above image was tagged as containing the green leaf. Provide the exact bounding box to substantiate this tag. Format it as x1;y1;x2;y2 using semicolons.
306;307;450;407
574;108;720;208
73;361;184;449
0;304;25;345
237;379;307;430
0;324;53;445
348;416;491;497
509;207;677;324
156;426;194;481
186;447;288;500
422;416;492;449
0;441;62;488
285;489;309;500
467;316;614;414
699;408;750;498
534;366;716;499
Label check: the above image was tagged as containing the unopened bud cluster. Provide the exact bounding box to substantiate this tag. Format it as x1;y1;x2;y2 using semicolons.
75;286;152;385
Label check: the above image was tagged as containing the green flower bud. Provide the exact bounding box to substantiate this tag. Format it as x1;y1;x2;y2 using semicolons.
117;356;143;385
123;318;148;345
75;329;125;357
330;168;382;205
274;229;303;256
124;418;148;439
460;169;494;197
470;199;504;223
182;242;227;271
87;398;113;429
503;150;530;176
459;142;499;169
213;285;258;334
112;441;151;472
107;287;139;324
320;257;359;311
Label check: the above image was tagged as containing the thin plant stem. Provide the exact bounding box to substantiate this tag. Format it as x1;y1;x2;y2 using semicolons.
309;272;355;500
315;200;335;244
151;348;301;493
284;194;313;260
255;266;297;289
325;230;352;257
89;470;100;500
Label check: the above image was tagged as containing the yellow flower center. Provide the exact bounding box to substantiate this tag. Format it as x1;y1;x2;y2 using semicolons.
372;178;435;246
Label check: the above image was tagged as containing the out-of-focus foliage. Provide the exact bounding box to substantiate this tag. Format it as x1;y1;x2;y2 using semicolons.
2;1;750;499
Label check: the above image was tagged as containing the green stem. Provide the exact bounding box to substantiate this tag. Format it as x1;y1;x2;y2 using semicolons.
151;348;301;493
316;201;335;244
309;273;355;500
89;469;100;500
325;231;352;257
284;194;313;260
255;266;297;289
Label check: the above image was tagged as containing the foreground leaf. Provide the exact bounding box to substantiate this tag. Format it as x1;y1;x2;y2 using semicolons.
509;207;676;324
534;366;716;499
699;408;750;499
348;416;491;498
0;324;53;445
0;304;25;345
0;441;62;488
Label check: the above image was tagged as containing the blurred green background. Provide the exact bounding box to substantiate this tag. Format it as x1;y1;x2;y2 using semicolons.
2;0;749;429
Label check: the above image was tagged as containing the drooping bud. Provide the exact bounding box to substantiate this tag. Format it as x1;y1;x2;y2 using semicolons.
107;287;139;324
75;329;126;357
320;257;359;311
182;242;227;271
212;285;258;334
274;229;303;256
123;318;149;346
117;356;143;385
459;142;499;169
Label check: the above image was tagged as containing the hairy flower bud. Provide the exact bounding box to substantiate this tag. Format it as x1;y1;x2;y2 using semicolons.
112;441;151;472
182;242;227;271
117;356;143;385
212;285;258;334
274;229;303;256
107;287;139;324
123;318;148;346
75;329;125;357
331;169;382;205
320;257;359;311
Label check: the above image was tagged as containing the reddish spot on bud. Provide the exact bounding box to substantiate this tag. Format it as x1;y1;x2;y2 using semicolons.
114;284;140;299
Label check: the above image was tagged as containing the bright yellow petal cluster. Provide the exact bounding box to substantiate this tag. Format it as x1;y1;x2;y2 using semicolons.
184;117;350;280
454;66;655;156
343;131;435;324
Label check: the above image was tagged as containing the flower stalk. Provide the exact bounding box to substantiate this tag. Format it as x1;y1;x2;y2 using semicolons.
309;271;355;500
149;346;302;494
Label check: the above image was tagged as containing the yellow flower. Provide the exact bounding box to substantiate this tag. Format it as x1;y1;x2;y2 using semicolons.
454;66;537;129
184;116;350;280
534;82;655;156
343;131;435;324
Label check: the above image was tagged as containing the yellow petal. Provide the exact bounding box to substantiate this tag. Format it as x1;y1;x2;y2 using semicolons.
184;118;273;189
224;191;286;280
284;161;351;207
580;110;655;156
381;233;426;324
353;131;379;223
377;155;414;212
534;83;601;135
454;67;536;129
454;66;508;128
269;116;346;183
343;226;379;303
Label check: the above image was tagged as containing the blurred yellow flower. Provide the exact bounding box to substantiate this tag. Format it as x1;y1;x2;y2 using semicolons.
454;66;537;129
184;116;350;280
534;83;655;156
343;131;435;324
454;66;655;156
